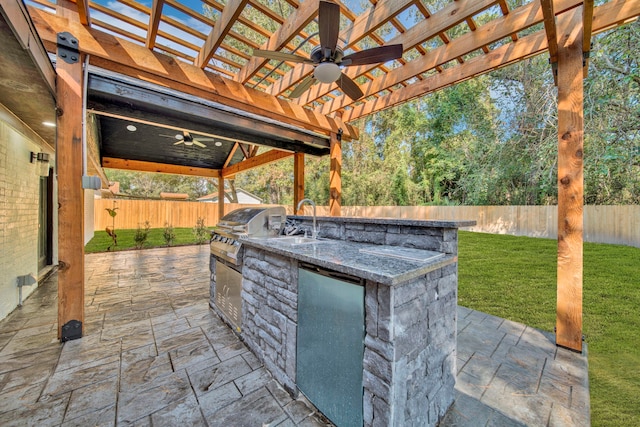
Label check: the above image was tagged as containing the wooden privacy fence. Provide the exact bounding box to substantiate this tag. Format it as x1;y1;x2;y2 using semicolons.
94;200;640;248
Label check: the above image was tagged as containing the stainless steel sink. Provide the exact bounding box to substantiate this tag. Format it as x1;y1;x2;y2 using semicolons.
269;236;336;247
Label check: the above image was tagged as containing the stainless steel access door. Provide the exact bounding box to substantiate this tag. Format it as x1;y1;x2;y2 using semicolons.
215;261;243;331
297;266;365;427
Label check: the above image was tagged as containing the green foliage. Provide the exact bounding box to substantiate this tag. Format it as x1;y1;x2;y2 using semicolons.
133;221;151;249
162;222;176;246
105;201;119;250
458;232;640;427
85;228;201;253
192;217;209;244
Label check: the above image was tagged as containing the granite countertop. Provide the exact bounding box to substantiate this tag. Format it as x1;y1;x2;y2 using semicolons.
287;215;476;228
241;237;457;286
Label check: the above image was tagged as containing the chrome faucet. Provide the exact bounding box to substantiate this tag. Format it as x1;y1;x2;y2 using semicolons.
296;198;318;239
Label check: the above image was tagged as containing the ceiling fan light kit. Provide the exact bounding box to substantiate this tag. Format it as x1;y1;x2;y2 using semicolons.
253;0;403;101
314;62;342;83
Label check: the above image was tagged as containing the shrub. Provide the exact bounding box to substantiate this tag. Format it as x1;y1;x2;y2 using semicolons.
134;221;151;249
193;217;209;244
163;222;176;246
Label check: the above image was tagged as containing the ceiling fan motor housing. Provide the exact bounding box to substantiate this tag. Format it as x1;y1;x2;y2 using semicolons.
311;45;344;63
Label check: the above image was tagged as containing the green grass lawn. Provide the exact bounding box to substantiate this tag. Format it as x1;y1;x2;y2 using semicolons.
458;231;640;427
85;228;207;253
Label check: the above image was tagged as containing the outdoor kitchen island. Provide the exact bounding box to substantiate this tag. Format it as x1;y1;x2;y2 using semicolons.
209;216;475;427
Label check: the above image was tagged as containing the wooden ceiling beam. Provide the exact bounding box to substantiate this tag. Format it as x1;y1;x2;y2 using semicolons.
320;0;581;115
29;7;357;140
146;0;164;49
222;149;293;178
236;0;318;84
343;0;640;122
268;0;417;98
195;0;249;68
103;157;221;177
291;0;497;106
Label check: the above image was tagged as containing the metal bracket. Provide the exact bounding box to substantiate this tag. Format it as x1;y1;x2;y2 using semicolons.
61;320;82;342
337;128;343;142
582;50;591;68
57;32;80;64
548;59;558;78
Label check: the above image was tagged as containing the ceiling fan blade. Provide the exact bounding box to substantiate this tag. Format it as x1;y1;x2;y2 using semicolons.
253;49;312;64
193;139;207;148
318;1;340;57
335;73;364;100
173;140;184;145
341;44;403;66
289;75;317;99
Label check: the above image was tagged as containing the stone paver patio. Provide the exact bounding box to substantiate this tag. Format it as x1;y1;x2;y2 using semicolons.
0;245;589;426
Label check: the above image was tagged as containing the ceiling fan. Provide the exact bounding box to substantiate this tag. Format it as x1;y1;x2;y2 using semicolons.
253;0;403;100
160;131;214;148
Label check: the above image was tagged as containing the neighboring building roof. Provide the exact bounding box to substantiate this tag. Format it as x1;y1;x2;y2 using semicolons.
197;189;262;204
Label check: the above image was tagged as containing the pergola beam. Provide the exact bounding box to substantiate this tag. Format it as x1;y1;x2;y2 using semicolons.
146;0;164;49
195;0;249;69
222;149;293;178
540;0;559;84
75;0;90;25
28;7;358;140
342;0;640;122
583;0;595;77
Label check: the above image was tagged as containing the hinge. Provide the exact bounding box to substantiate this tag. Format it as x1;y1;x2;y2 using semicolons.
57;32;80;64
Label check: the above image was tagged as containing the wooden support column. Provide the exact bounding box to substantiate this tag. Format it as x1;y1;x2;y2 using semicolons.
56;32;84;341
293;152;305;214
218;176;225;221
329;132;342;217
556;8;584;352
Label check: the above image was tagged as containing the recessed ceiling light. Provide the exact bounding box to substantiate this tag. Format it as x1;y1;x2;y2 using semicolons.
126;124;137;132
214;141;222;147
175;134;183;140
42;121;56;127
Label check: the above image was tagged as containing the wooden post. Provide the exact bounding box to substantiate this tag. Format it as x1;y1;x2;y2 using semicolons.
556;9;584;352
56;32;84;341
329;132;342;217
218;176;225;221
293;153;304;214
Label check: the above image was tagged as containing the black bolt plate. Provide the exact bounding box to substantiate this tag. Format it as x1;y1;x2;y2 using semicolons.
57;32;80;64
61;319;82;342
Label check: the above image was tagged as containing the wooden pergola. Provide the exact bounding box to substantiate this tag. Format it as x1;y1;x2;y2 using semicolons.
4;0;639;350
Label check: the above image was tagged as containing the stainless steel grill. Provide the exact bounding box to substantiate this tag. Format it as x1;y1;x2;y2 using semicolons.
210;207;286;332
210;206;286;266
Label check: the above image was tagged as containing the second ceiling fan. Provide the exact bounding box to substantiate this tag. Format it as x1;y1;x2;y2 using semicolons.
253;0;403;101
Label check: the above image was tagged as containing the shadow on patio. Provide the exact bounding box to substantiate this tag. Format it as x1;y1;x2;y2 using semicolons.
0;245;589;426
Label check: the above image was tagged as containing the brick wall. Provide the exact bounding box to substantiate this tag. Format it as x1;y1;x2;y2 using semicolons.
0;115;55;320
